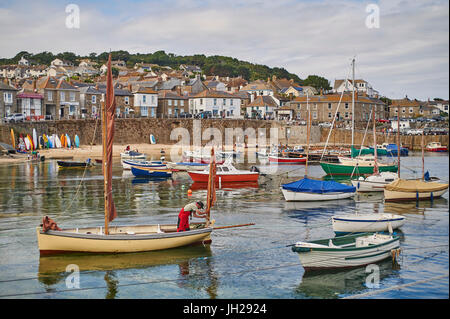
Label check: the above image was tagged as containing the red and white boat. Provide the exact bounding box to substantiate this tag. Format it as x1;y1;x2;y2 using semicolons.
425;142;448;152
268;155;307;164
188;162;259;183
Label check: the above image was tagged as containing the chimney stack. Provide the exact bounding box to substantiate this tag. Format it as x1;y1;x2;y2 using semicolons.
32;79;37;92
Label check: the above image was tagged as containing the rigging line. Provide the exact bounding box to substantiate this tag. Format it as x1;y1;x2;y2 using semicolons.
320;67;351;161
61;115;101;214
342;272;449;299
349;107;373;179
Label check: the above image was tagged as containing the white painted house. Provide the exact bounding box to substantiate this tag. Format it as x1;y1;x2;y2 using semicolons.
189;90;242;118
133;87;158;118
333;79;379;97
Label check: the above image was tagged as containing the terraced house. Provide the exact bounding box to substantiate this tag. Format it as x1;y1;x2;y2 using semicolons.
79;86;103;118
0;80;18;118
189;90;242;118
22;76;80;120
157;91;188;118
390;97;440;119
278;93;387;125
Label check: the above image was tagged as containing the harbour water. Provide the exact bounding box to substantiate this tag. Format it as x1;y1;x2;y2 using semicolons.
0;152;448;299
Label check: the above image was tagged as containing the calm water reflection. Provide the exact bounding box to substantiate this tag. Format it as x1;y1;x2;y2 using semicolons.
0;152;448;299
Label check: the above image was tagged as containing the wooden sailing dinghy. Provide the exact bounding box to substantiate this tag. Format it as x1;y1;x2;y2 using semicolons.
36;55;215;256
292;232;400;271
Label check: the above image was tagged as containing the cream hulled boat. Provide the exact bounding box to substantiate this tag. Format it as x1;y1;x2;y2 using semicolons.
37;55;217;256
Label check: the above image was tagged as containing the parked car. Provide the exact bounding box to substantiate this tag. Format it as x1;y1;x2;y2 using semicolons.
195;111;212;119
406;129;423;135
318;122;332;128
178;112;192;118
4;113;25;123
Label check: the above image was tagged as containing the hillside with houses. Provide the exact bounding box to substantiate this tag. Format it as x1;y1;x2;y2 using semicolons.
0;51;448;134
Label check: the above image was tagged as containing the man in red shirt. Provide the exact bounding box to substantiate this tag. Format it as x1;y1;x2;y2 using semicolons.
177;201;208;232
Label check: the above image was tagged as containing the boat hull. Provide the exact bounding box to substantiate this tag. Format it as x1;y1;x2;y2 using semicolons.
37;225;212;256
122;159;166;170
426;147;448;152
292;234;400;271
332;214;405;235
384;188;448;202
188;171;259;183
320;162;398;176
281;189;355;201
131;166;172;178
268;156;307;164
57;161;93;169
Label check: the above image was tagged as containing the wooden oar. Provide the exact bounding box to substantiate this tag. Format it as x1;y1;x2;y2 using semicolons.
213;223;255;230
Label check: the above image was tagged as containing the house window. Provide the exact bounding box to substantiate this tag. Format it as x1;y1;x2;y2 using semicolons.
345;103;349;109
69;105;76;115
125;97;129;105
143;95;146;103
70;92;75;102
313;111;317;119
402;108;406;113
151;96;155;104
314;104;317;110
180;100;184;106
92;95;96;104
345;112;349;118
141;106;148;116
60;92;65;102
328;103;332;110
223;99;226;105
409;107;413;113
92;106;97;115
214;99;217;106
3;93;12;103
200;99;203;105
168;108;172;116
47;91;53;101
116;107;120;116
328;112;332;118
230;99;233;106
174;100;178;106
168;99;172;106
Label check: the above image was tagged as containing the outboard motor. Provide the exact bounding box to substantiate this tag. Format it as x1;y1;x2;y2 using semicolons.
250;166;260;173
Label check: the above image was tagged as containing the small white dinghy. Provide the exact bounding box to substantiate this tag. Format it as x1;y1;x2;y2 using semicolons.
292;232;400;271
332;213;405;235
351;172;398;192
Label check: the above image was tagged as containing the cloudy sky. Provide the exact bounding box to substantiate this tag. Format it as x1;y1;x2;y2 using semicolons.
0;0;448;100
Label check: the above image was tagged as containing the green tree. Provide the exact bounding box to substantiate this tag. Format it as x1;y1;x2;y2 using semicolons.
303;75;331;92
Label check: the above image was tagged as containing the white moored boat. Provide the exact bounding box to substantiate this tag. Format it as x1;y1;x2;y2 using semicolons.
332;213;405;235
292;233;400;271
351;172;398;192
120;150;147;160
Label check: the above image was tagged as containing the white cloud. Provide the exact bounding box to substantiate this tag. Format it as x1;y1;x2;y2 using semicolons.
0;0;448;99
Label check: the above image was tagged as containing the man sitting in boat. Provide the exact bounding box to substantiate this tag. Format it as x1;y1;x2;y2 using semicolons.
125;145;130;152
177;201;208;232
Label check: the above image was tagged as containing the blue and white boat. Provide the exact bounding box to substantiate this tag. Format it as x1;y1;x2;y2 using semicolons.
384;143;409;156
122;159;166;170
281;177;356;201
131;166;172;178
332;213;406;235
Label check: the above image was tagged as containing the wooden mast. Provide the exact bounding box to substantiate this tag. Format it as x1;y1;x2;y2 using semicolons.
372;106;379;175
422;126;425;180
397;106;401;178
102;98;109;235
305;93;311;177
